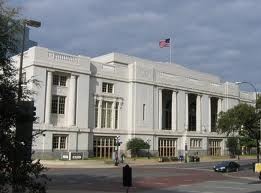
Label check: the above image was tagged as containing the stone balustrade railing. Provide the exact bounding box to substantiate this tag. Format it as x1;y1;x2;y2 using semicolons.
48;51;78;63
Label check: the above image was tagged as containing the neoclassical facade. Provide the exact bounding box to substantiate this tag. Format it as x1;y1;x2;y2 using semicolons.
13;46;255;159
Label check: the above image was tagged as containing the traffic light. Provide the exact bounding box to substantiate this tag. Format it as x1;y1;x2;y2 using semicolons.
16;101;35;161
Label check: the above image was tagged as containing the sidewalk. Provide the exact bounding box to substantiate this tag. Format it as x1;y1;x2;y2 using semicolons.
40;158;168;168
40;156;256;169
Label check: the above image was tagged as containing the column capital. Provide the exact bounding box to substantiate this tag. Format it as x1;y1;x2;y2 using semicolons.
46;69;55;73
71;73;79;77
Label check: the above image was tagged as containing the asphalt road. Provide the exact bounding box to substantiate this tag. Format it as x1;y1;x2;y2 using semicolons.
46;159;261;193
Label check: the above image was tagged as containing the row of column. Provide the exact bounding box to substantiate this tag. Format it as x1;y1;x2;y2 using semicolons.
44;71;77;126
95;97;122;129
158;89;222;131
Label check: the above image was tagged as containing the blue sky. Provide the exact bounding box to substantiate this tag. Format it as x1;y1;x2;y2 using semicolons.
10;0;261;91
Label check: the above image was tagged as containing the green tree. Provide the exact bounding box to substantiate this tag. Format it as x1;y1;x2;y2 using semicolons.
126;138;150;158
217;99;261;162
0;1;48;193
240;136;256;155
226;137;240;158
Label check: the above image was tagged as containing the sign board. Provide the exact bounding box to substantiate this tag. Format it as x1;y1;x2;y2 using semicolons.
70;152;83;160
61;152;69;160
255;163;261;173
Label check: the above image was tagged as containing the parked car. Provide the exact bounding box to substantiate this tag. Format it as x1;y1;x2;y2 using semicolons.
213;161;240;172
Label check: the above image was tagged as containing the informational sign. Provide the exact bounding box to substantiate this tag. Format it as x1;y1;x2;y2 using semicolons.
70;152;83;160
255;163;261;173
61;153;69;160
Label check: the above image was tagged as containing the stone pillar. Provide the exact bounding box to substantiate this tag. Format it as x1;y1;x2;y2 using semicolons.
171;91;177;131
159;89;162;130
217;98;222;114
117;101;122;129
68;75;77;126
111;100;116;129
196;95;201;132
208;97;211;132
97;98;102;128
45;71;52;124
185;93;189;130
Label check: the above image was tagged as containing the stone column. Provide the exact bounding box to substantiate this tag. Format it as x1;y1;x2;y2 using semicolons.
117;101;122;129
97;98;102;128
68;75;77;126
111;100;116;129
45;71;52;124
217;98;222;114
185;93;189;130
196;95;202;132
159;89;162;130
208;97;211;132
171;91;177;131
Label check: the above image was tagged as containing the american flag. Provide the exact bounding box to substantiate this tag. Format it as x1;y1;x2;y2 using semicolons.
159;38;170;48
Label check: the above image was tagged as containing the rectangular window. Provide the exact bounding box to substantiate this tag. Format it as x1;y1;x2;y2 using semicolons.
211;97;218;132
60;136;67;149
188;94;197;131
102;82;114;93
93;136;116;158
52;135;68;150
190;138;202;148
53;74;67;86
51;95;66;114
208;139;222;156
60;76;67;86
101;101;113;128
53;75;59;85
158;138;176;157
115;102;119;129
95;100;99;128
52;135;59;149
51;96;58;114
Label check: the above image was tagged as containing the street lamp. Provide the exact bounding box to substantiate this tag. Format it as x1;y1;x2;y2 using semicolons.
146;139;151;159
115;136;121;166
18;19;41;102
235;81;260;162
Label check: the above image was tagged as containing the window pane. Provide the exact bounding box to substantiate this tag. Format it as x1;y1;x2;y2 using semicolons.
59;96;65;114
115;103;118;129
95;100;98;127
106;102;112;128
60;136;67;149
51;96;58;113
102;83;107;92
53;75;59;85
52;136;59;149
107;83;113;93
107;109;112;128
60;76;67;86
101;102;106;128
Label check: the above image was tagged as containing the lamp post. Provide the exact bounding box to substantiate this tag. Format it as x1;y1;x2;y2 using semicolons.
115;136;120;166
146;139;151;159
235;81;260;162
12;19;41;193
17;19;41;102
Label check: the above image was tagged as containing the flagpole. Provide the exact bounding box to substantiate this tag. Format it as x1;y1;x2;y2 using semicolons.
169;38;172;64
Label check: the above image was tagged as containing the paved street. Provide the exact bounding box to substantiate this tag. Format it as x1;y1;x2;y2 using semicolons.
45;160;261;193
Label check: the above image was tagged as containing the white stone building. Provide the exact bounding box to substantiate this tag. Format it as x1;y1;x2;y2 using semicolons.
13;46;255;159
